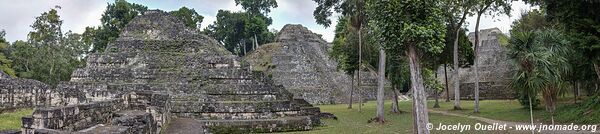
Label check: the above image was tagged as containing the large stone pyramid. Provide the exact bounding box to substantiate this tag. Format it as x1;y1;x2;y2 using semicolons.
24;10;320;133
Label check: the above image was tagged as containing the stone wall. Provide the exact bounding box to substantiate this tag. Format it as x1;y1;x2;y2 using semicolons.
22;99;125;132
0;71;56;111
21;91;169;134
438;28;516;99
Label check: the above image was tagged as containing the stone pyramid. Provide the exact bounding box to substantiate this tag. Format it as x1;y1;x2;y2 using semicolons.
244;24;389;105
44;10;320;133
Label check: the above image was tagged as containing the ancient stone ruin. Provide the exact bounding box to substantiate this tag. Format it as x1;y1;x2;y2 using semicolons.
18;10;322;134
0;70;54;112
438;28;516;99
245;24;388;105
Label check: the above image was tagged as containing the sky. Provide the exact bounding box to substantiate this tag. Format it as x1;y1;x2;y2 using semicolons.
0;0;537;43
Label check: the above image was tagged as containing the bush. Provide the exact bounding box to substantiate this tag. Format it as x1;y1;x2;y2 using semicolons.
518;93;540;109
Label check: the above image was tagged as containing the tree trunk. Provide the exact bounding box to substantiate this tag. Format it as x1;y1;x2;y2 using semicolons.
376;48;386;123
407;44;429;134
452;11;468;110
434;90;440;108
254;34;259;50
243;40;247;55
575;82;580;104
453;26;462;110
349;74;354;109
473;13;482;113
444;64;450;102
528;95;535;134
358;27;363;112
391;87;400;113
594;63;600;83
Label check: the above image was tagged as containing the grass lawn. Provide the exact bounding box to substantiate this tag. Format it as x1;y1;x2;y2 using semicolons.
428;98;600;125
281;100;488;134
0;109;32;131
427;99;547;123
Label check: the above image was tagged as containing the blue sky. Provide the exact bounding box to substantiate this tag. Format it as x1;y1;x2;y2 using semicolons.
0;0;536;43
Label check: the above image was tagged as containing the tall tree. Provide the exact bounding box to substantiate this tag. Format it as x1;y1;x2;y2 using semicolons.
441;0;475;108
314;0;369;112
368;0;446;132
0;30;16;77
508;29;571;125
525;0;600;86
439;28;474;103
205;10;274;56
235;0;277;50
330;16;360;109
170;7;204;30
472;0;511;113
90;0;147;52
11;8;90;86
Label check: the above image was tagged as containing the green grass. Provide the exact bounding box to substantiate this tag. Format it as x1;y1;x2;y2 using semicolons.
281;101;488;134
428;99;547;123
428;98;600;125
0;109;33;131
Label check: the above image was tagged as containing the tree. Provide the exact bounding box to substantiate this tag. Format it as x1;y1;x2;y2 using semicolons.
330;16;360;109
440;0;475;107
10;8;89;86
387;58;410;113
368;0;446;132
439;28;474;103
0;30;16;77
508;29;570;125
205;10;275;56
314;0;369;112
472;0;511;113
170;7;204;30
525;0;600;84
91;0;147;52
235;0;278;50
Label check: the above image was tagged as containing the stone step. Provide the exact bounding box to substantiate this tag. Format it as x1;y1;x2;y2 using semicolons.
107;39;212;53
170;100;298;113
171;94;287;102
299;107;321;116
171;110;301;120
198;116;316;133
202;84;280;95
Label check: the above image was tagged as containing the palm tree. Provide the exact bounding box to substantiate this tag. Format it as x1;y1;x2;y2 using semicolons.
508;29;571;126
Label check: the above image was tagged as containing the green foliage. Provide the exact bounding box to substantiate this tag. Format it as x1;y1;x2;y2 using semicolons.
367;0;446;55
9;8;90;86
313;0;366;28
508;29;571;111
234;0;278;16
330;16;358;75
169;7;204;30
204;10;274;56
551;96;600;124
526;0;600;63
0;30;16;77
90;0;147;52
439;28;474;68
517;93;540;109
423;68;444;93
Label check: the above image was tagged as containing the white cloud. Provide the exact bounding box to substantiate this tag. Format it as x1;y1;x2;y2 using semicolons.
0;0;105;42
